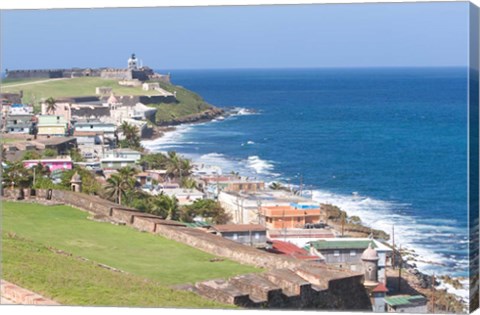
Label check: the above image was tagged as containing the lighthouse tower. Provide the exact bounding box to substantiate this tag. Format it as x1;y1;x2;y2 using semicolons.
128;53;138;70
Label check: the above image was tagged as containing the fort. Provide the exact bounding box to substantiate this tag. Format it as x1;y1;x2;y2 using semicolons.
5;53;171;84
2;188;372;310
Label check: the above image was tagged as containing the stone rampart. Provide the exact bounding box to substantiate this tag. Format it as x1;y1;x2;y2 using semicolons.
2;189;372;310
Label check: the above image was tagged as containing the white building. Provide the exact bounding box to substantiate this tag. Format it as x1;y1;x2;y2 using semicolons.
217;190;316;225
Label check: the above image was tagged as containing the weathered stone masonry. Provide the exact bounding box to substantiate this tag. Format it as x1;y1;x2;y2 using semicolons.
3;188;372;310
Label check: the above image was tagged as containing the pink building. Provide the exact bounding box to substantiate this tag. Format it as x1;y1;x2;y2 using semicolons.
23;158;73;172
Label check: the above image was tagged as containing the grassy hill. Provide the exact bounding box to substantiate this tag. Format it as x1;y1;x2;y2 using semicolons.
1;77;217;124
2;201;259;306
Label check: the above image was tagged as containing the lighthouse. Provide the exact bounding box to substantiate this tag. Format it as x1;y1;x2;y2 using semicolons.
128;53;139;70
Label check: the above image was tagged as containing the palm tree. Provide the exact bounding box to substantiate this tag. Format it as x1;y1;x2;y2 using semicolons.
181;177;197;189
150;193;179;220
120;121;139;140
166;151;192;181
105;174;124;205
45;97;57;115
269;182;284;190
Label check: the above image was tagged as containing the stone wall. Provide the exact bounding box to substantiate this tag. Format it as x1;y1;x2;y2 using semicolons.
1;279;60;305
2;189;372;310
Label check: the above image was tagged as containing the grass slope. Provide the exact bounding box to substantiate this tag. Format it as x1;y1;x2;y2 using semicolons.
1;77;215;123
2;232;233;308
151;81;213;123
2;201;259;286
1;77;159;103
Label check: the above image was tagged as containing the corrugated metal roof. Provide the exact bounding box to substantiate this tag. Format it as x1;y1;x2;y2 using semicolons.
310;240;376;250
385;295;426;307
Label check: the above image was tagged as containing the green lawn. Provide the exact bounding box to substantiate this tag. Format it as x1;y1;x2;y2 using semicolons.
1;77;216;123
2;232;234;308
2;201;259;286
1;77;159;103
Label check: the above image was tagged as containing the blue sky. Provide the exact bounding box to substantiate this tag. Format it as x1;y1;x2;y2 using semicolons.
1;2;469;70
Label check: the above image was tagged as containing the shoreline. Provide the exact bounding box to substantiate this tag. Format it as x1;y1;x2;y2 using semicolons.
140;109;469;310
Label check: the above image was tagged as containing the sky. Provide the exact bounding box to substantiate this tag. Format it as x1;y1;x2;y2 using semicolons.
0;2;470;70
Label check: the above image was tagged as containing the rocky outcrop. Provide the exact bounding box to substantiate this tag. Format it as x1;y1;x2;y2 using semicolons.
157;107;224;126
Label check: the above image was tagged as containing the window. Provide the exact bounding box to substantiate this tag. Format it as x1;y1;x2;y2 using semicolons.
333;250;340;257
255;232;260;239
233;233;238;240
350;250;357;256
90;125;93;129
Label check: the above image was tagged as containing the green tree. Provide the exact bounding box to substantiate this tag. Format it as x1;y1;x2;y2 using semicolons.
180;177;197;189
45;97;57;114
104;166;139;205
60;167;102;195
43;149;57;158
22;151;42;161
139;152;169;170
182;199;230;224
149;193;179;220
166;151;192;181
2;161;33;189
105;174;126;205
119;121;142;150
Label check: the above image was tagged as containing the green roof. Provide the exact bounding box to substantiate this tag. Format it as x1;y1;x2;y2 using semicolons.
384;295;426;307
309;240;376;250
184;221;210;228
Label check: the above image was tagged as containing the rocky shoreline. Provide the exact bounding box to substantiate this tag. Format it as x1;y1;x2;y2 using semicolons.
140;106;468;312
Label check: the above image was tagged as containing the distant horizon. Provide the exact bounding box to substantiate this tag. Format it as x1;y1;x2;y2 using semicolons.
2;65;470;73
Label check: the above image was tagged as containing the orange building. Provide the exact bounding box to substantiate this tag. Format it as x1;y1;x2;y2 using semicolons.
260;204;323;229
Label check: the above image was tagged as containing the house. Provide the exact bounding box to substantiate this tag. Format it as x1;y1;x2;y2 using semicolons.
142;82;160;91
209;224;267;248
260;204;324;230
217;190;314;225
384;295;428;313
370;283;389;313
109;102;157;125
153;188;204;205
74;120;116;139
23;157;73;172
100;157;137;170
135;172;152;188
103;148;143;163
4;114;34;134
73;131;103;146
306;238;392;284
37;115;69;136
146;169;168;182
8;103;33;115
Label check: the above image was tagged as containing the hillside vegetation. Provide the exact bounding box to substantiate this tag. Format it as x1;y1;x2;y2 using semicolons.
1;77;217;124
2;202;258;284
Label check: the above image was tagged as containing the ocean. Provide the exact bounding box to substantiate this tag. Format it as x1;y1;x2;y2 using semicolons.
143;67;469;279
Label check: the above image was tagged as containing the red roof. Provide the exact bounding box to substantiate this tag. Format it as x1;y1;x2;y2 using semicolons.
372;283;389;293
269;240;318;261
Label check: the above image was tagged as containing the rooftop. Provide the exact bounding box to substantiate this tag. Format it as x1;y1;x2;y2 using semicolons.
308;238;393;252
384;295;427;307
211;224;266;233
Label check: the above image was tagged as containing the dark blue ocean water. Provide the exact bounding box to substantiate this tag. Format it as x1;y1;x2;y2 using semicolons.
144;68;469;278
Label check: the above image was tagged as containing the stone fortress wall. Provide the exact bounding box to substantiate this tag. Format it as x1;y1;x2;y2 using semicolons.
2;188;372;310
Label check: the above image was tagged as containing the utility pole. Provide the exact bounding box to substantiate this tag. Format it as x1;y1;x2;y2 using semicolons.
392;225;395;270
431;273;435;313
398;244;402;292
